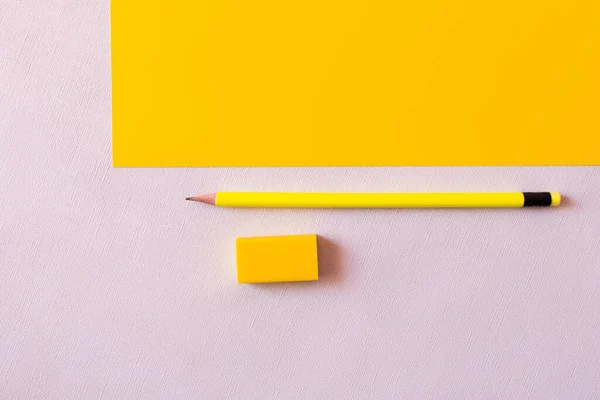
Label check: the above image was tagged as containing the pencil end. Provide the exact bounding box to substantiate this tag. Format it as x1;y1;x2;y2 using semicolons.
185;197;193;201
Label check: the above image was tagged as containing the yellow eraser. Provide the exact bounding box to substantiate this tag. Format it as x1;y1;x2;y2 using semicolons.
236;234;319;283
550;192;561;207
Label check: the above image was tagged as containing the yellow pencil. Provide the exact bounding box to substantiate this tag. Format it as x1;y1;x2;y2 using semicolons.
186;192;561;208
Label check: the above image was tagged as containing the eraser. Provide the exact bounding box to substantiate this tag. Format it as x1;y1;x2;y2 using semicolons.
550;192;561;207
236;234;319;283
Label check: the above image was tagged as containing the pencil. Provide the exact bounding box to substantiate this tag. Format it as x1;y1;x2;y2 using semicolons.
186;192;561;208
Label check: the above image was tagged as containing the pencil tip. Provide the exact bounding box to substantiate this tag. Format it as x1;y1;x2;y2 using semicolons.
186;193;217;205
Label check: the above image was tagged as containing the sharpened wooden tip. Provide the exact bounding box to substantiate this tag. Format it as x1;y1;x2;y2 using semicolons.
185;193;217;205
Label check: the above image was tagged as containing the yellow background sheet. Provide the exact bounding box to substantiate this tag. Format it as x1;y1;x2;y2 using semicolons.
112;1;600;166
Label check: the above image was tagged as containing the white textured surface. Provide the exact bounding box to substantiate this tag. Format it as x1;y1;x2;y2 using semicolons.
2;1;600;399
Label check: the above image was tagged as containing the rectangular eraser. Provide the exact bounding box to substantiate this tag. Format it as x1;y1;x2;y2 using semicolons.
236;234;319;283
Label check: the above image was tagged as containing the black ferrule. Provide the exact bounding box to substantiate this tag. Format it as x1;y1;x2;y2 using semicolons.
523;192;553;207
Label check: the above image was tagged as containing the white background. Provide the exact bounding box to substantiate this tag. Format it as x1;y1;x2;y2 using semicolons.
2;1;600;399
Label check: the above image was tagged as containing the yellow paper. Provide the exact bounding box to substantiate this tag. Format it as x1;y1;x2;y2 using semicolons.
112;1;600;166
